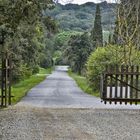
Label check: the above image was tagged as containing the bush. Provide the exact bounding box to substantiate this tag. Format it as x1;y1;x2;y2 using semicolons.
86;45;140;91
32;65;40;74
12;64;32;82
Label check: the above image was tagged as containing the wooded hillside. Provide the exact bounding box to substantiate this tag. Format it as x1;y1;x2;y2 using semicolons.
45;1;116;31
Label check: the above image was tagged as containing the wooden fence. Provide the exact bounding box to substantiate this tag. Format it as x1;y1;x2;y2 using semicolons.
100;65;140;105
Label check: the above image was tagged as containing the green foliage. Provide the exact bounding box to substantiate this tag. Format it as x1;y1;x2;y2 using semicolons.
113;0;140;47
91;4;103;47
86;45;140;91
39;38;54;69
54;31;82;48
64;32;92;74
50;31;82;65
12;62;32;82
43;16;58;35
68;70;99;97
39;67;52;74
11;67;52;104
0;0;56;82
32;65;40;74
53;50;62;65
45;2;116;31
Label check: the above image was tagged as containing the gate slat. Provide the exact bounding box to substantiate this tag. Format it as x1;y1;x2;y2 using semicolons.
115;65;118;104
125;66;129;104
110;74;112;104
136;66;139;99
8;58;12;105
1;58;4;106
120;65;123;104
130;66;134;101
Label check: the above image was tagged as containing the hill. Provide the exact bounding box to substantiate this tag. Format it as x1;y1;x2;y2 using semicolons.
45;1;117;32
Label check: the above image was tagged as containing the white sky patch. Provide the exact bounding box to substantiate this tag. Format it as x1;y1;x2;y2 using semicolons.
60;0;117;5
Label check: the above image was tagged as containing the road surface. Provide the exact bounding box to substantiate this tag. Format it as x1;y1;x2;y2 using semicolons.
17;66;140;109
0;66;140;140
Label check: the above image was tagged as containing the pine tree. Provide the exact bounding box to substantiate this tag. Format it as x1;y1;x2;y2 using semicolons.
91;4;103;47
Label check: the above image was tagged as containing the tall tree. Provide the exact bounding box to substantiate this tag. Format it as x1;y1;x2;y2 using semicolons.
64;32;92;74
91;4;103;48
113;0;140;65
0;0;55;81
113;0;140;47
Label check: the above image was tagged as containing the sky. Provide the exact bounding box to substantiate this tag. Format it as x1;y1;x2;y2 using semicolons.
60;0;116;5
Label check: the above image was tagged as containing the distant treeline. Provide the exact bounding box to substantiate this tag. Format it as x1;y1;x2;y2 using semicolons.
45;1;117;31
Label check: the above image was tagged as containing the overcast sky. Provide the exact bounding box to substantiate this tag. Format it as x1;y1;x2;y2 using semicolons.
60;0;116;5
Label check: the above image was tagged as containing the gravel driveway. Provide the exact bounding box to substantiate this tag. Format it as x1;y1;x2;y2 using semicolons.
0;107;140;140
0;66;140;140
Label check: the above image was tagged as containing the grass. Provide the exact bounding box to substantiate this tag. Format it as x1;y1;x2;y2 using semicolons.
39;67;52;74
68;70;140;104
68;70;99;97
11;67;52;104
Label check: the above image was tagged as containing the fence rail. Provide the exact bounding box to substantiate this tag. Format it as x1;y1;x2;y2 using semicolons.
100;65;140;105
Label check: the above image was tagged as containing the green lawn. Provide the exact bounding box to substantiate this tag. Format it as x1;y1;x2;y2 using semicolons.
68;70;99;97
11;67;52;104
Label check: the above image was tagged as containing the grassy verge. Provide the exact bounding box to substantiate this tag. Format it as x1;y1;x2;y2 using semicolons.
11;67;52;104
68;70;99;97
39;67;52;74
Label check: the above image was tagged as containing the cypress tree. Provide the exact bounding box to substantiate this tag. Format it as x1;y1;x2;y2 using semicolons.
91;4;103;47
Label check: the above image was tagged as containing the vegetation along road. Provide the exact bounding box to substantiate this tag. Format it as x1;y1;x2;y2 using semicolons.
17;66;140;109
0;66;140;140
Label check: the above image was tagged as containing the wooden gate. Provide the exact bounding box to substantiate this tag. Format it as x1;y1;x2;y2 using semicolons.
0;53;12;107
100;65;140;105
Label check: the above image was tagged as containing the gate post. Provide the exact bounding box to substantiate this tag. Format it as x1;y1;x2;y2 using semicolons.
1;52;12;107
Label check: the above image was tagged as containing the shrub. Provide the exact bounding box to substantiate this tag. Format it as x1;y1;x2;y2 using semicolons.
12;64;32;82
86;45;140;91
32;65;40;74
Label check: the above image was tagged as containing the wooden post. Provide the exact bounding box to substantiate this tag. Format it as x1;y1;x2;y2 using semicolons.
120;65;123;104
135;66;139;105
8;58;12;105
5;57;8;107
103;65;108;104
1;56;4;107
125;66;129;105
115;65;118;104
0;52;12;107
130;66;134;104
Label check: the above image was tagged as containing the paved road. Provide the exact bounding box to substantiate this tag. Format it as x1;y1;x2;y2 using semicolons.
18;66;140;109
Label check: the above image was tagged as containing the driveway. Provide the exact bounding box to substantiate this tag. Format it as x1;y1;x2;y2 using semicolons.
17;66;140;109
1;66;140;140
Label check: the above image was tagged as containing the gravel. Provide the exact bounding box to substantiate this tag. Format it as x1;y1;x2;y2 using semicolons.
0;66;140;140
0;107;140;140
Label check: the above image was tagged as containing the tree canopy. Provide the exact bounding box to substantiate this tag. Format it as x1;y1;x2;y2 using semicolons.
0;0;57;81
